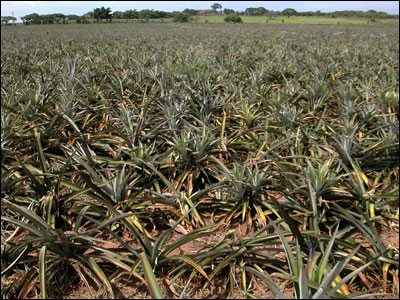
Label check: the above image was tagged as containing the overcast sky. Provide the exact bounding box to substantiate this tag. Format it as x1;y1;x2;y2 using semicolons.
1;1;399;21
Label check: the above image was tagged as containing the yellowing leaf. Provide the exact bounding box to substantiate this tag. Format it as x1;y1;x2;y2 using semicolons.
129;215;152;238
369;203;375;218
360;171;370;187
331;275;350;295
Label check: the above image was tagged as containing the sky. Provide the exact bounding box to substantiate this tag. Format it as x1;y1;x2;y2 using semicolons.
1;1;399;21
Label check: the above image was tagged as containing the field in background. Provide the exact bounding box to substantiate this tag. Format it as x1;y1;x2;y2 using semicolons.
6;15;399;25
195;15;400;24
1;22;399;299
100;16;399;24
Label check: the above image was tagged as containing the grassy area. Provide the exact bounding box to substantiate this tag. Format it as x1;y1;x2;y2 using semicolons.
195;15;399;24
1;22;399;299
109;15;399;25
7;15;397;26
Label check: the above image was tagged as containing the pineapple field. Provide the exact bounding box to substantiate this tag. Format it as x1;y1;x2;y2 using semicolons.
1;22;399;299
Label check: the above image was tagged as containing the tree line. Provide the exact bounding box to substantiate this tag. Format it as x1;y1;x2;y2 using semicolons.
9;3;398;25
241;7;396;19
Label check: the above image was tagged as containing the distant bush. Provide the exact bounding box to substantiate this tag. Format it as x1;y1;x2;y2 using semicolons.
224;13;242;23
173;13;189;22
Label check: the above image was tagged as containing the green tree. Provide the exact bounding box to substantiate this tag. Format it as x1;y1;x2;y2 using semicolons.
93;6;112;22
173;12;189;22
224;13;242;23
138;9;166;19
211;3;222;13
245;7;268;16
123;9;139;19
21;13;40;25
183;8;198;16
282;8;298;18
40;14;55;24
1;16;17;25
266;10;278;19
53;13;67;23
223;8;235;15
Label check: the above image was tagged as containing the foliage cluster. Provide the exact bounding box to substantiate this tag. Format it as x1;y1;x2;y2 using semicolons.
224;13;242;23
1;16;17;25
93;6;112;22
112;9;169;20
173;13;190;23
20;13;73;25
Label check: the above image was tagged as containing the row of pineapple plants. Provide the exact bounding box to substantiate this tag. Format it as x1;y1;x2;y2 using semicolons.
1;23;399;298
